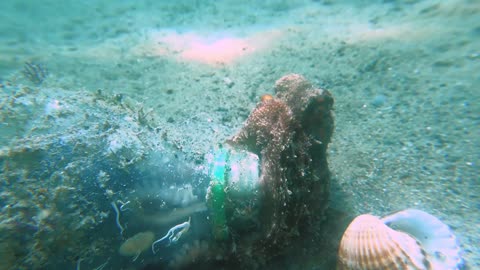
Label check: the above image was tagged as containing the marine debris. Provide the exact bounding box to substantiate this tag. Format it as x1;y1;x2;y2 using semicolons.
119;231;155;261
111;201;125;236
0;84;162;269
152;217;192;254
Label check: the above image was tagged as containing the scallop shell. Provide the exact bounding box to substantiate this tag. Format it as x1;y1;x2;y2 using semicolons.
381;209;463;270
337;209;463;270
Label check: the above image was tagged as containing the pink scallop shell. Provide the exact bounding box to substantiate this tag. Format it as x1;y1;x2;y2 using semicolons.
337;214;429;270
337;209;464;270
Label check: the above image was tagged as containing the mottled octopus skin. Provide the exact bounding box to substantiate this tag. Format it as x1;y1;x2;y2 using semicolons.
226;74;334;266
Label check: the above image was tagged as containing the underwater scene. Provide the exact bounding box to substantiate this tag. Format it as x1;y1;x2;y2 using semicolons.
0;0;478;269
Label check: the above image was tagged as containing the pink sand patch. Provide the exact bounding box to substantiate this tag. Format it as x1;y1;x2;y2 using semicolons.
181;37;250;64
135;29;282;66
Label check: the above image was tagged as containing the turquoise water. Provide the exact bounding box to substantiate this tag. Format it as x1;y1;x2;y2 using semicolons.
0;1;478;269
